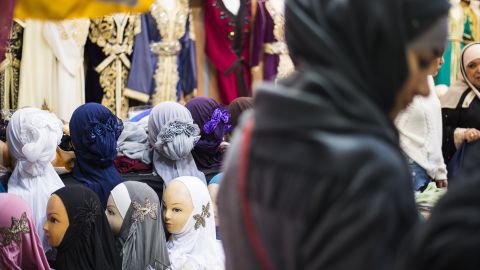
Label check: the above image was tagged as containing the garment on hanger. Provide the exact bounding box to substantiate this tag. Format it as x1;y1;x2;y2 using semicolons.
251;0;293;82
126;0;197;104
44;19;90;122
85;14;140;119
0;20;24;112
17;20;56;112
204;0;252;104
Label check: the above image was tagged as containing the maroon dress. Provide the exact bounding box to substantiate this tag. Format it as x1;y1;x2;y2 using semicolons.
204;0;252;104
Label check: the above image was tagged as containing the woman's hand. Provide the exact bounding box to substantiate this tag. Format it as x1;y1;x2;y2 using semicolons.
464;128;480;143
435;179;448;188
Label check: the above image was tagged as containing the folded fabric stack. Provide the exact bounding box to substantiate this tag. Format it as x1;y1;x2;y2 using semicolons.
415;182;447;219
116;122;152;173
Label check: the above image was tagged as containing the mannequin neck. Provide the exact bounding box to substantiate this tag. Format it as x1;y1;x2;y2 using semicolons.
160;0;177;11
113;13;126;27
222;0;240;15
269;0;284;13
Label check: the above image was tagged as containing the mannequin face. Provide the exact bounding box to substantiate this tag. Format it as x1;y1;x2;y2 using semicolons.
162;181;194;234
105;195;124;236
43;195;69;247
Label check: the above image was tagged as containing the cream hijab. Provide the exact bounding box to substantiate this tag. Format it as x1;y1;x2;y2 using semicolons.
7;108;64;251
441;42;480;109
166;176;224;270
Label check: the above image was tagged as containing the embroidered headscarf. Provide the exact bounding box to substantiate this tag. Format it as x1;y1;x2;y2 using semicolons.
148;102;205;185
0;194;50;270
7;108;64;250
185;97;230;173
53;185;121;270
111;181;170;270
166;176;224;270
69;103;124;208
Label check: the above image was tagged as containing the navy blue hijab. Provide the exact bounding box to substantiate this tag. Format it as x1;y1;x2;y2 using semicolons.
69;103;124;208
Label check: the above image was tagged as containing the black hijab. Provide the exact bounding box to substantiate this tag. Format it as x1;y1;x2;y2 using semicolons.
218;0;449;269
279;0;450;143
53;185;121;270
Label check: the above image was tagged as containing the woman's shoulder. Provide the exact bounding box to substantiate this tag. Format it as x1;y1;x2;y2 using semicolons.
440;80;470;109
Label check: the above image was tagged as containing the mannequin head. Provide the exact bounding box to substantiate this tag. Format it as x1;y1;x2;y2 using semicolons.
105;195;124;235
43;194;69;247
162;181;194;234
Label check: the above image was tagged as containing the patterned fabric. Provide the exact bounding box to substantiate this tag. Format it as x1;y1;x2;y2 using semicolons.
85;14;140;118
0;20;23;111
0;194;50;270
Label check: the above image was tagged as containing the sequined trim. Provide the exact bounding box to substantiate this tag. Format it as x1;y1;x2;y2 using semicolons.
131;198;158;222
0;20;24;111
89;15;140;118
193;202;211;230
0;212;30;246
150;0;190;104
74;198;100;233
265;0;294;80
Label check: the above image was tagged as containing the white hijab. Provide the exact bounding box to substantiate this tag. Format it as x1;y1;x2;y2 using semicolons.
7;108;64;250
441;42;480;109
166;176;224;270
148;102;206;185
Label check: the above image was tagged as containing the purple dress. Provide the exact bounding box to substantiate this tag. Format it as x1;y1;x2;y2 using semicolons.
251;0;293;82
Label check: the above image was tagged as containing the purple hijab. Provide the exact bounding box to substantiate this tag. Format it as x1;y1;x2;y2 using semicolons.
185;97;230;173
0;194;50;270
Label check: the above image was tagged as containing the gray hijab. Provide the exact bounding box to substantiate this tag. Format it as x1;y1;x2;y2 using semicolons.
117;122;151;164
148;102;206;184
113;181;170;270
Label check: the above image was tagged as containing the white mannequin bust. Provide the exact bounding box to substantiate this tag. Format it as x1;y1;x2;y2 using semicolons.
159;0;177;11
223;0;240;15
270;0;285;14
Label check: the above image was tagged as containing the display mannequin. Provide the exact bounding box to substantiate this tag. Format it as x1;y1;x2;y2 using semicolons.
204;0;252;104
223;0;240;15
0;19;24;111
163;176;224;270
17;20;56;112
150;0;194;103
125;1;197;104
107;181;170;270
251;0;294;82
44;194;69;248
45;185;120;270
43;19;90;122
85;13;140;118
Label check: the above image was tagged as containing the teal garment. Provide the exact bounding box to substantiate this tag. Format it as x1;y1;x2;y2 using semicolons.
0;183;5;192
209;172;224;185
435;41;454;86
435;15;473;86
